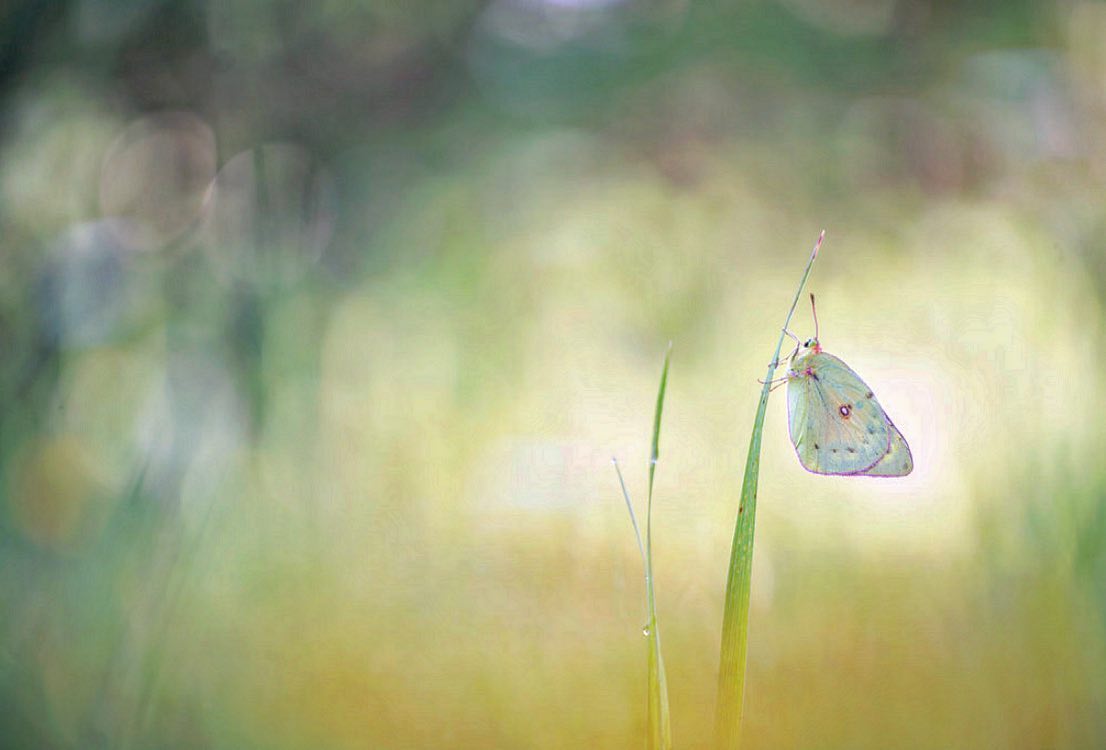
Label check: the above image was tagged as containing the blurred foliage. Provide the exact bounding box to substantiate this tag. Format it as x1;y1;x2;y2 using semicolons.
1;0;1106;748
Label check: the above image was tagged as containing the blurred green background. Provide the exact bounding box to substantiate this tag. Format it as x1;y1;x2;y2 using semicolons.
2;0;1105;748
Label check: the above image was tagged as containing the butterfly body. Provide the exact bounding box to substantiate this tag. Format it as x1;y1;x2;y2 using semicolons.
786;338;913;477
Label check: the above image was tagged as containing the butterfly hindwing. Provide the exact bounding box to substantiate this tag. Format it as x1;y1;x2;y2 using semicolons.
855;417;913;476
787;352;894;476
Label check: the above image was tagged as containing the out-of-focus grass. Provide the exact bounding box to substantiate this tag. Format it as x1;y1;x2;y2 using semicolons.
3;165;1105;749
2;2;1106;749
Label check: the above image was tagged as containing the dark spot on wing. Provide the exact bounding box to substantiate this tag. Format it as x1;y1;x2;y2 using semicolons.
839;404;852;418
868;426;876;434
846;447;855;453
865;391;873;399
831;448;837;453
814;442;820;449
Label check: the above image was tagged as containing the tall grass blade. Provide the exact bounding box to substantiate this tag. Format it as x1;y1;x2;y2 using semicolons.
714;232;824;749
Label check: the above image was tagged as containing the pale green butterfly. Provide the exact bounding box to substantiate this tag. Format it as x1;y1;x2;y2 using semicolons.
783;294;913;477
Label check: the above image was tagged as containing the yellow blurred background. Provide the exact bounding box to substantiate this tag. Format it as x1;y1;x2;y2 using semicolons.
1;0;1105;747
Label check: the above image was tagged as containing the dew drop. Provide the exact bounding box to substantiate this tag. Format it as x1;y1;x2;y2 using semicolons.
642;625;651;636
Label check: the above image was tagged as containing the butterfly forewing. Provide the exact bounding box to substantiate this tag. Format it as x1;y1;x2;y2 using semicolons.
787;352;893;475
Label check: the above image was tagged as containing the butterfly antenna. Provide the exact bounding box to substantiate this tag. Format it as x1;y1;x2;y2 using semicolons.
810;293;820;342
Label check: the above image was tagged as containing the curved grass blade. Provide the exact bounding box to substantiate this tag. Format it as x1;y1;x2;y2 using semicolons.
612;343;673;750
714;232;824;749
645;343;672;750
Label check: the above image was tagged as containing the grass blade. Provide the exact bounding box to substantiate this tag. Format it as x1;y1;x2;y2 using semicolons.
613;343;673;750
714;232;824;749
645;343;672;750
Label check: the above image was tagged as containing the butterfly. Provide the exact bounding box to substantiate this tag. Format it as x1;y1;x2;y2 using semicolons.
781;294;912;477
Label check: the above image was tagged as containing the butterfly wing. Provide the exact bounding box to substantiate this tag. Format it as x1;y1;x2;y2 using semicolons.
787;352;892;475
855;417;913;476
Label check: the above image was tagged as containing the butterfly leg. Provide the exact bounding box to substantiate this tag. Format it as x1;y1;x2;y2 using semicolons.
777;328;801;365
758;374;791;391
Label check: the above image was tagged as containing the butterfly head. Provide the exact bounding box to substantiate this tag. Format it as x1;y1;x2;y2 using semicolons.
789;336;821;367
